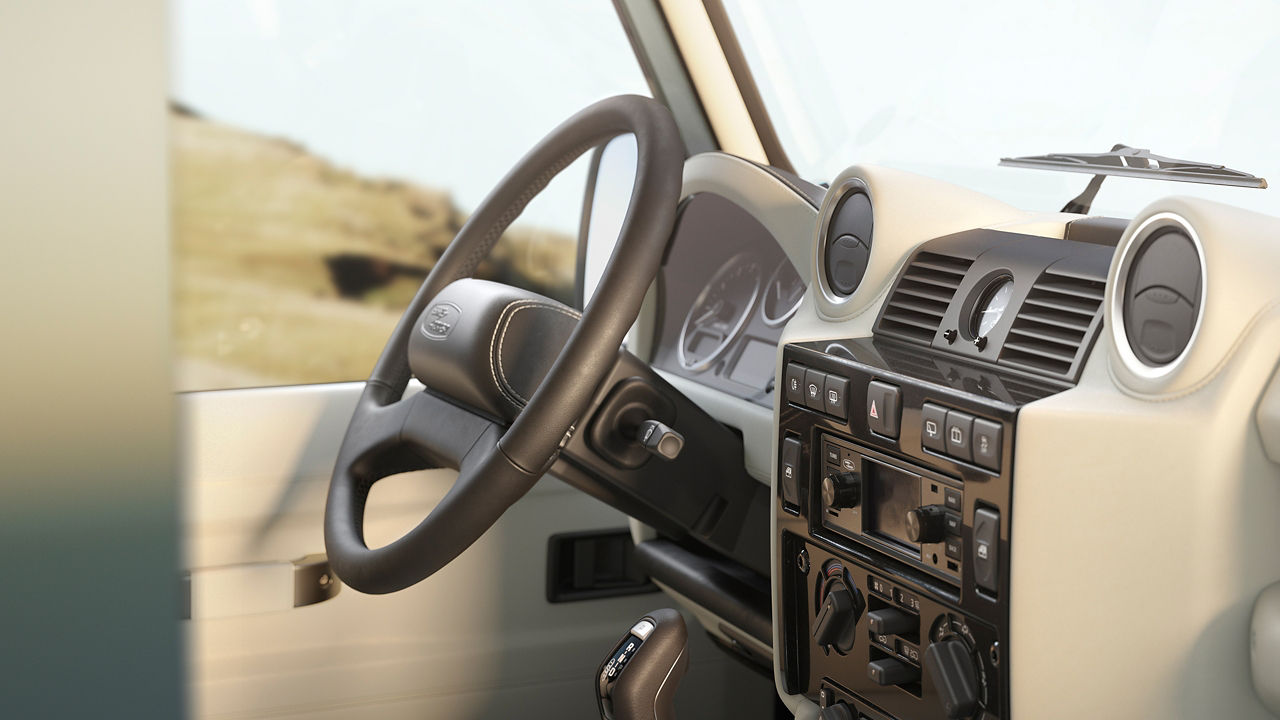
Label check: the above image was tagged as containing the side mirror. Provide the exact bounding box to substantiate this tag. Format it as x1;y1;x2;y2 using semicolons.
576;134;638;308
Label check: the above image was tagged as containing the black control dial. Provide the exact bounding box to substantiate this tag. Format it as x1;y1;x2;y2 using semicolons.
812;579;864;654
821;471;861;510
906;505;948;544
925;638;980;719
927;613;989;720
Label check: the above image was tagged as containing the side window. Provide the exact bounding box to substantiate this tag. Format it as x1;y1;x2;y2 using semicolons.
172;1;649;391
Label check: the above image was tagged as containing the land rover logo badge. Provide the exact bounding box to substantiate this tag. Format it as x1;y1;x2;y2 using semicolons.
421;302;461;340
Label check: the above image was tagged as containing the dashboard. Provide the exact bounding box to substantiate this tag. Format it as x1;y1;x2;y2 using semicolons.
629;153;1280;719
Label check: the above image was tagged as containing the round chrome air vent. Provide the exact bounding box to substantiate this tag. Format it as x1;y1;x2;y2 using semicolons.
817;178;874;304
1111;212;1206;378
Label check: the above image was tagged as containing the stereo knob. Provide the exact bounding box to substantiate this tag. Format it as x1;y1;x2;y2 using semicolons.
821;471;861;510
906;505;948;544
925;638;980;719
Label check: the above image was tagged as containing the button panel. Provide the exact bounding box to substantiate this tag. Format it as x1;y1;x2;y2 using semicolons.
921;401;1003;472
784;361;853;424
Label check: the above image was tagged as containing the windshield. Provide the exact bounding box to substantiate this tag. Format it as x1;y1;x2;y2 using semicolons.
723;0;1280;218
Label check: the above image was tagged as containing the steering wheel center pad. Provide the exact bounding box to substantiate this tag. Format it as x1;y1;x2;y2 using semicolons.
408;279;581;423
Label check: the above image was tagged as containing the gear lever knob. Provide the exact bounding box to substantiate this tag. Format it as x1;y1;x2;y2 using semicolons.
597;608;688;720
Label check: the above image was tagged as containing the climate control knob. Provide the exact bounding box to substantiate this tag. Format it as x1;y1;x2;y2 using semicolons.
905;505;948;544
924;638;980;719
812;580;864;653
821;471;861;510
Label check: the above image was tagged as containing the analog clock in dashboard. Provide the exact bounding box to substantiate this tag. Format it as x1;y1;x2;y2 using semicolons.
971;275;1014;339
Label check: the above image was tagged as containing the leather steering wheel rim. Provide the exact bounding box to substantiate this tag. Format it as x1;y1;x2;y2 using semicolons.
324;95;684;594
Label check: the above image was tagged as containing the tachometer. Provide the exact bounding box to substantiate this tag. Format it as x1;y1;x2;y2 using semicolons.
761;261;806;327
678;253;762;370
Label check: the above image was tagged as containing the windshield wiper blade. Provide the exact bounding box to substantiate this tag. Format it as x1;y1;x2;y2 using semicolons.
1000;143;1267;214
1000;144;1267;189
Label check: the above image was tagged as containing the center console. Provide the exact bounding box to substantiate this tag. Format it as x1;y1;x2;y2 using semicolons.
776;337;1061;720
775;220;1115;719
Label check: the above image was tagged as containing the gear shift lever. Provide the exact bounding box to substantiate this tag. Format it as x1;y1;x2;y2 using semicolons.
597;608;688;720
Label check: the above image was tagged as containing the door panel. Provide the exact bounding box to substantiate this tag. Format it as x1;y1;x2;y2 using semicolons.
182;382;772;718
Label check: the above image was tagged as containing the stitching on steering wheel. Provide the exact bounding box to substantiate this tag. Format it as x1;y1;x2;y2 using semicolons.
451;140;598;283
487;298;583;409
494;301;583;405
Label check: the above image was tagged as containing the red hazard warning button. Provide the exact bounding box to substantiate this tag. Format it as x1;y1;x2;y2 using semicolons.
866;380;901;439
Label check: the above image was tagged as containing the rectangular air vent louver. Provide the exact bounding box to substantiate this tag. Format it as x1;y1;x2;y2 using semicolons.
999;270;1105;378
877;251;974;344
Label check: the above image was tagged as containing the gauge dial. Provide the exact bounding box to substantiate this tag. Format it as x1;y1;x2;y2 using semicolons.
972;277;1014;338
760;261;806;327
678;253;762;370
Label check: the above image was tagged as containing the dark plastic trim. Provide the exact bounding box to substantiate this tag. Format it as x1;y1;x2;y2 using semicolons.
633;538;773;646
546;529;658;603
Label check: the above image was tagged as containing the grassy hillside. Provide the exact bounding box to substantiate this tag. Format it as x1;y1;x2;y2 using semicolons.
172;105;577;389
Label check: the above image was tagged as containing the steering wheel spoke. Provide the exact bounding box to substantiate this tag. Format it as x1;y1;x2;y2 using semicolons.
400;391;500;470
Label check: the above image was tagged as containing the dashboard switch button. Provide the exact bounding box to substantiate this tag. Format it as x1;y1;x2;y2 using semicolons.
972;418;1002;471
944;536;963;561
943;487;962;512
869;657;920;686
921;403;948;453
804;368;827;411
866;381;901;438
784;362;806;406
974;507;1000;594
945;411;974;461
867;607;917;636
779;437;802;506
824;374;850;420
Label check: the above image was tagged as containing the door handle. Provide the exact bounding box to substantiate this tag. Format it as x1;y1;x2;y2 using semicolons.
181;553;340;620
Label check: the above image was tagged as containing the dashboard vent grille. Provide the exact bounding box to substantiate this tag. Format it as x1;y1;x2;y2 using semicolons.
999;270;1105;378
878;252;974;343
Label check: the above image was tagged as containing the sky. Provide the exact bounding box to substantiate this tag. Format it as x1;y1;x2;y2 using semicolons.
726;0;1280;218
172;0;650;232
174;0;1280;222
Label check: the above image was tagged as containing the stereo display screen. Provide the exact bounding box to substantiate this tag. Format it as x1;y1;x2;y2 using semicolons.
864;460;921;551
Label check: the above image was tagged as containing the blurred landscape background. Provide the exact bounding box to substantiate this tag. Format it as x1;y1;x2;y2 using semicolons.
172;103;577;390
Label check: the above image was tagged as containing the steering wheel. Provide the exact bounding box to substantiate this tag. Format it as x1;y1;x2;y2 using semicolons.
324;95;683;594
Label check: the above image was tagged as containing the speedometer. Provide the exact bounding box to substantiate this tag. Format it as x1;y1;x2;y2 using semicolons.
678;253;762;370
